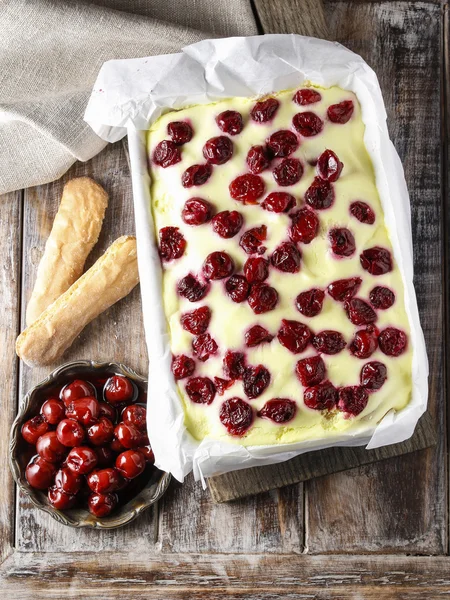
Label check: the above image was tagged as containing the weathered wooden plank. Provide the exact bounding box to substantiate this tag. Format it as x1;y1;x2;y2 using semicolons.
0;190;22;565
306;1;446;554
445;0;450;559
253;0;328;39
16;141;159;552
1;552;450;599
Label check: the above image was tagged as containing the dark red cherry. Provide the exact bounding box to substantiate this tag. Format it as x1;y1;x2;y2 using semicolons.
251;97;280;122
296;355;326;387
292;111;323;136
229;174;265;204
122;404;147;431
22;416;49;445
349;326;378;359
182;198;213;225
56;418;85;447
167;121;193;145
304;177;334;209
266;130;298;157
246;145;271;174
88;492;118;517
223;351;246;380
344;298;377;325
378;327;408;356
177;274;209;302
104;375;135;405
25;456;56;490
248;283;278;314
181;164;212;187
327;277;361;302
360;361;387;391
180;305;211;335
66;396;100;426
48;486;75;510
289;208;319;244
329;227;355;257
257;398;297;424
225;274;250;303
219;397;253;436
243;365;271;399
40;398;65;425
192;333;218;362
350;201;375;224
172;355;195;380
328;100;354;124
337;386;369;416
203;251;234;280
36;431;66;463
212;210;243;238
245;325;273;348
277;319;312;354
360;247;393;275
54;466;82;495
244;256;269;283
261;191;296;213
60;379;96;407
239;225;267;255
295;288;324;317
317;149;343;182
114;422;143;449
216;110;243;135
203;136;233;165
304;380;338;410
137;445;155;464
214;377;234;396
95;446;115;467
66;446;98;475
369;286;395;309
270;242;301;273
272;158;303;186
152;140;181;168
185;377;216;404
293;89;322;105
87;468;121;494
312;331;346;354
99;402;117;423
159;226;186;261
115;449;146;480
87;417;114;446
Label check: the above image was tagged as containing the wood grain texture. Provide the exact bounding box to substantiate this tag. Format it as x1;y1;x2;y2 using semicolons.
253;0;329;39
0;190;22;565
16;141;159;552
1;552;450;599
306;1;446;555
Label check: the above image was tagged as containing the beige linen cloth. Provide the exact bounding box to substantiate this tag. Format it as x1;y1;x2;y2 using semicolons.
0;0;257;195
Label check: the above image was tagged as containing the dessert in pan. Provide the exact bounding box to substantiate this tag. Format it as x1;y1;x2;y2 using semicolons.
146;85;412;447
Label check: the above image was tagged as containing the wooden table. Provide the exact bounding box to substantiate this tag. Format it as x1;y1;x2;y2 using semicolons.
0;1;447;597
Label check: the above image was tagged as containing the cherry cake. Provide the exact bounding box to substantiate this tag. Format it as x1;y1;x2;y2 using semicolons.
146;85;412;446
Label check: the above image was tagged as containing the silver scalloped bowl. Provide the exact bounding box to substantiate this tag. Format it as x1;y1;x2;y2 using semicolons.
9;360;171;529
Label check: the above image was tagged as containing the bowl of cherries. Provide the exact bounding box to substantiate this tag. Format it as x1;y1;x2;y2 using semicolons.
9;360;170;529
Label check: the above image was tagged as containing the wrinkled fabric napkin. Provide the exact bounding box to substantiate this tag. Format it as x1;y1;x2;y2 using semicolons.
0;0;257;194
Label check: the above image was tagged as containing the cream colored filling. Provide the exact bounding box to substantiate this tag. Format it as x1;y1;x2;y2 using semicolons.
147;85;412;446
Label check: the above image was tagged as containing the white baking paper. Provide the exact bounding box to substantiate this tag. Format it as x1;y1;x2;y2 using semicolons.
85;34;429;484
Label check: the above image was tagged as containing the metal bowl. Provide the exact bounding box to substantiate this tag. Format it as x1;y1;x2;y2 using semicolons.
9;360;171;529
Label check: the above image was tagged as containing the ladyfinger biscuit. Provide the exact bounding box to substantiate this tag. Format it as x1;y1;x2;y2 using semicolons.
26;177;108;326
17;236;139;366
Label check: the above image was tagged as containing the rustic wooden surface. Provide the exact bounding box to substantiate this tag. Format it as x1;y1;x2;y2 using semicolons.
0;0;448;597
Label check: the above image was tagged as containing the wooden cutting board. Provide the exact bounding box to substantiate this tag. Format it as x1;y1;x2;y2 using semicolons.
208;412;436;502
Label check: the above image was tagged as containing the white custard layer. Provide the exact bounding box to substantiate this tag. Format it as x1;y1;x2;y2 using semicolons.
147;86;412;447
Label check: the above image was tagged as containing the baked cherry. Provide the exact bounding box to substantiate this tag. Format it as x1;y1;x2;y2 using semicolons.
261;191;296;213
203;136;233;165
350;201;375;224
219;397;253;436
87;468;121;494
137;445;155;464
192;333;218;362
317;150;343;182
293;88;322;105
277;319;312;354
239;225;267;255
293;111;323;136
360;361;387;391
87;417;114;446
66;446;98;475
60;379;96;407
360;247;393;275
22;416;49;445
225;274;250;303
270;242;301;273
203;251;234;280
115;449;145;479
295;288;325;317
329;227;355;257
245;325;274;347
327;277;361;302
25;456;56;490
182;198;213;226
223;350;246;380
304;177;334;209
96;446;115;467
104;375;135;405
177;273;209;302
88;492;118;517
295;355;326;387
167;121;193;145
378;327;407;356
312;331;346;354
122;404;147;431
114;422;143;449
304;380;338;410
36;431;66;463
229;174;265;204
257;398;297;424
272;158;303;186
349;326;378;359
185;377;216;404
216;110;243;135
344;298;377;325
328;100;354;124
212;210;243;238
182;164;212;187
244;256;269;283
158;226;186;261
369;286;395;309
99;401;117;423
56;418;85;447
54;466;82;495
251;97;280;122
289;208;319;244
214;377;234;396
40;398;65;425
181;305;211;335
248;283;279;314
66;396;100;426
247;145;271;174
48;486;75;510
266;130;299;157
337;386;369;416
171;355;195;380
243;364;271;399
152;140;181;168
